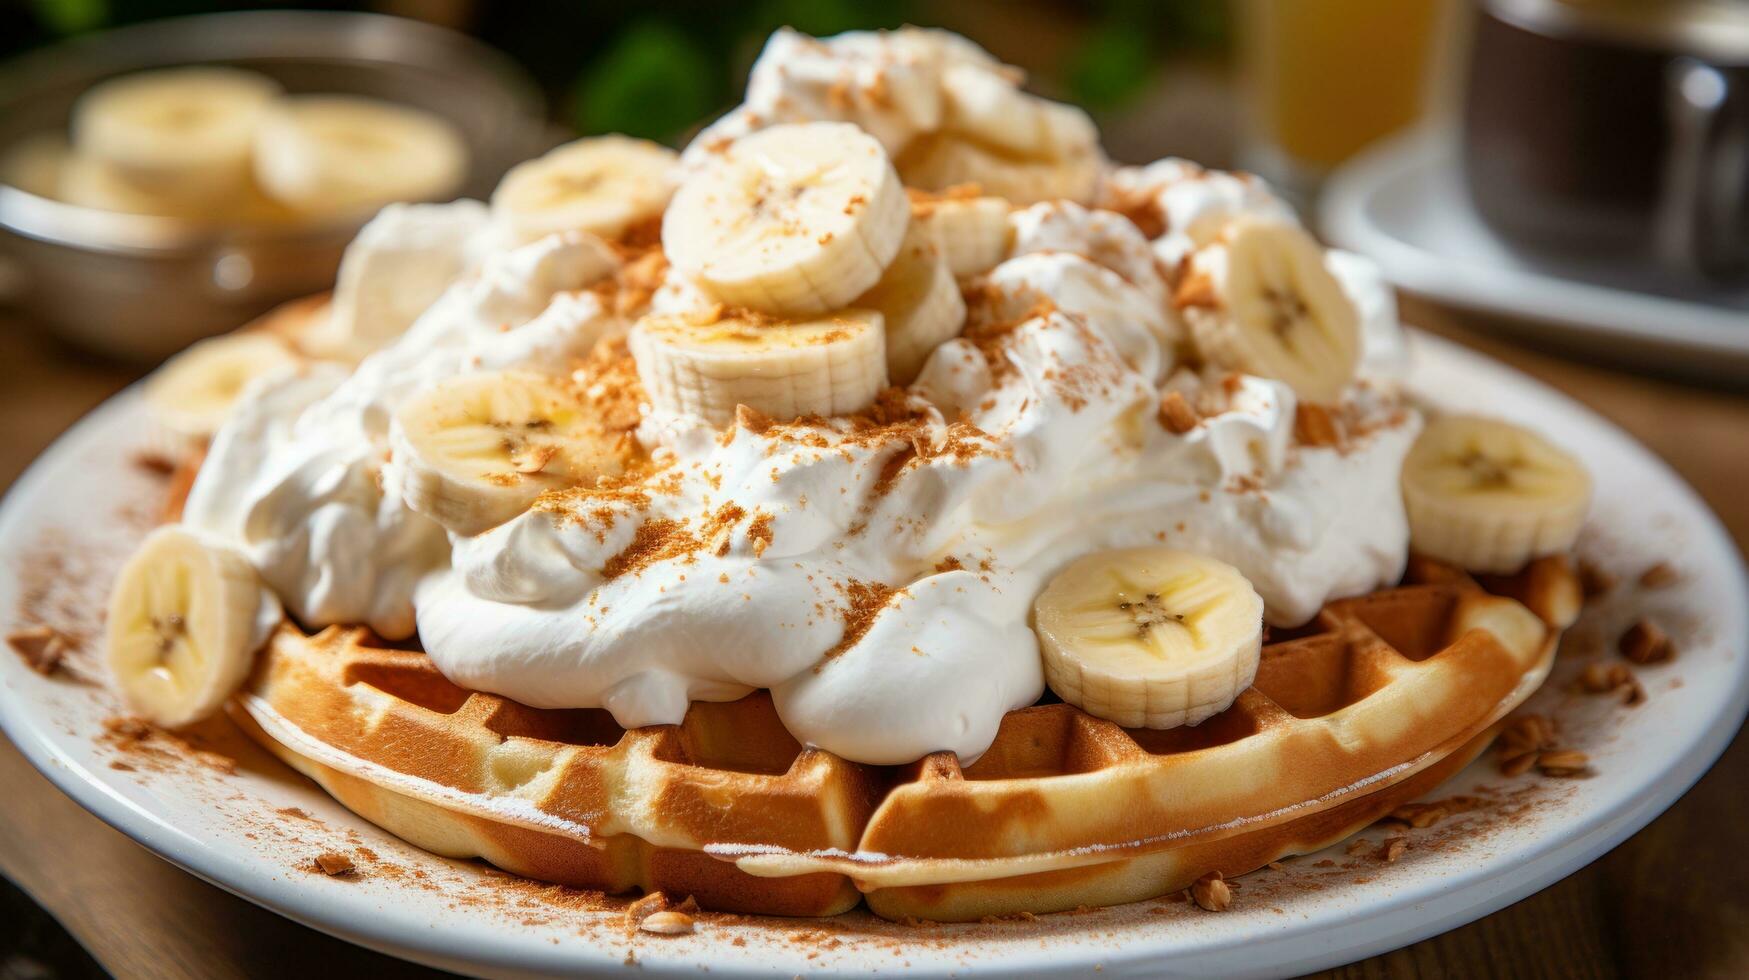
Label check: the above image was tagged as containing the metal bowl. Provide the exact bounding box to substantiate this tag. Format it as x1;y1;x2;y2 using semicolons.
0;11;547;362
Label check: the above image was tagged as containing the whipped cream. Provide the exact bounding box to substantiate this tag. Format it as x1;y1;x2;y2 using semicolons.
182;30;1421;768
685;26;1005;165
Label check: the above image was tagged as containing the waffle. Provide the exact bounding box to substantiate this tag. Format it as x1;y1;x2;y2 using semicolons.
230;554;1578;920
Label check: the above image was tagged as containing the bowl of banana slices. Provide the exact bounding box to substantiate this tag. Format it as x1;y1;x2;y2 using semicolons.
0;10;546;362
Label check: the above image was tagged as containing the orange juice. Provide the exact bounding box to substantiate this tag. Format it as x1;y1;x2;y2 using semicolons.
1239;0;1451;173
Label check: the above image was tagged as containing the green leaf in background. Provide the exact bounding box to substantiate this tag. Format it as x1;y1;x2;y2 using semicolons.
1065;19;1155;112
749;0;875;37
571;21;713;144
31;0;107;35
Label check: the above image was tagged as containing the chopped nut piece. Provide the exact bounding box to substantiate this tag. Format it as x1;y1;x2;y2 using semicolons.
7;625;73;676
1620;620;1676;664
623;891;668;932
638;910;695;935
1190;872;1231;912
1293;403;1341;448
1379;837;1409;863
1499;714;1554;757
1577;560;1616;599
1578;661;1644;704
1345;837;1372;855
1637;562;1680;589
1537;749;1590;776
1158;391;1198;434
313;852;355;876
1389;802;1449;829
1265;861;1287;871
513;444;559;475
1499;751;1539;777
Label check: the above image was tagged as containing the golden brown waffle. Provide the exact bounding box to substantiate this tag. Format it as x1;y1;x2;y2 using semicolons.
230;555;1579;921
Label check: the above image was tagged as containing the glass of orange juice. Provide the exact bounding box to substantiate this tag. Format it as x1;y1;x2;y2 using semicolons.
1236;0;1458;203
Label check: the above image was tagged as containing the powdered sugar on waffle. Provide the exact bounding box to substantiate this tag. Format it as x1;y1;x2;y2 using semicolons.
179;29;1419;767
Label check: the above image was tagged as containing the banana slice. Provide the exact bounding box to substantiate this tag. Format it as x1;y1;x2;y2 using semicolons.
630;309;887;425
106;525;281;727
1401;415;1591;574
59;154;199;217
910;188;1012;278
1035;547;1263;730
939;64;1098;160
71;67;280;204
662;122;908;317
390;370;631;536
896;133;1102;206
1178;219;1360;403
253;96;466;214
492;135;678;245
855;224;965;384
143;331;304;439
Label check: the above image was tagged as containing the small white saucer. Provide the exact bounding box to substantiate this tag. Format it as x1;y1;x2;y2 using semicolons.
1321;130;1749;381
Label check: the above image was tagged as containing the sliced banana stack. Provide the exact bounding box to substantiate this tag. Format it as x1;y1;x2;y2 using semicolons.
390;370;631;536
143;331;304;440
107;525;282;728
1179;219;1361;404
71;66;281;205
939;64;1097;161
910;189;1012;278
631;310;887;426
1401;415;1591;574
662;122;908;316
491;135;678;245
855;224;966;384
253;96;466;214
1035;547;1264;730
897;134;1102;207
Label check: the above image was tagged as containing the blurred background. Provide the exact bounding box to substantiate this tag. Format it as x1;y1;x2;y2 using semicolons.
0;2;1747;977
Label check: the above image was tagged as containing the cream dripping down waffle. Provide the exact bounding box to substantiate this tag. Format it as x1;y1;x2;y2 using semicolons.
110;27;1593;921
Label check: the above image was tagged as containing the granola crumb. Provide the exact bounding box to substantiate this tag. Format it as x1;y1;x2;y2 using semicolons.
1497;714;1556;774
1265;861;1286;871
1620;619;1676;664
1577;560;1616;600
1637;562;1680;589
638;910;695;935
1580;661;1645;705
1379;837;1409;863
133;451;178;476
6;625;74;676
313;851;355;876
622;892;668;933
1157;391;1198;434
1293;403;1341;448
1537;749;1590;777
1190;871;1231;912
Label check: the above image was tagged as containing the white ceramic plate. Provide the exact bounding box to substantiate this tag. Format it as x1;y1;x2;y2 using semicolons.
1;334;1744;978
1321;131;1749;381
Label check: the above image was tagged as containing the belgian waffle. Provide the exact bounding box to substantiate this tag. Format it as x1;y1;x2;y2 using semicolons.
230;555;1579;921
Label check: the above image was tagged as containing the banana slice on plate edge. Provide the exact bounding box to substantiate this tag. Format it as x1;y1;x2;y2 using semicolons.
106;525;281;728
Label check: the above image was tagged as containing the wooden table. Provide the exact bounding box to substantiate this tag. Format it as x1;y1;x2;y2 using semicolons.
0;300;1744;979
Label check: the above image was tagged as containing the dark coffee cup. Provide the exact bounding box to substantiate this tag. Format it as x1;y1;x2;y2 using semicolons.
1463;0;1749;283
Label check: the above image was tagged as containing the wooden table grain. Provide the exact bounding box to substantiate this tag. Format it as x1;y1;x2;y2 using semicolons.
0;301;1743;979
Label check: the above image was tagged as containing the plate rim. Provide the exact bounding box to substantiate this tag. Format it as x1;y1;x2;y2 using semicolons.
1321;129;1749;365
1;335;1745;978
